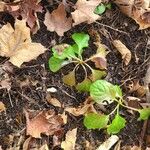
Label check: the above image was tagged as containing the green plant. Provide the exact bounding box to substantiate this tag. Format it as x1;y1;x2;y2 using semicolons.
49;33;107;90
84;80;150;134
95;3;112;15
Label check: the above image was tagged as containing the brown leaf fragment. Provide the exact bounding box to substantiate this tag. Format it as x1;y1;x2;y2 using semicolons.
0;2;5;11
65;97;96;116
0;19;46;67
113;0;150;29
25;110;64;138
61;128;77;150
72;0;101;26
113;40;131;65
0;102;6;113
44;3;72;36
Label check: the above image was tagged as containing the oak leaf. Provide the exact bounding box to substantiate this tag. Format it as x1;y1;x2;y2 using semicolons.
61;128;77;150
71;0;101;26
0;19;46;67
44;3;72;36
25;110;64;138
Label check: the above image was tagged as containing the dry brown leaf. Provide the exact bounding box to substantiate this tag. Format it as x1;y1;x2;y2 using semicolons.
61;128;77;150
0;102;6;113
65;97;96;116
0;2;5;11
0;74;11;90
113;0;150;29
71;0;101;26
0;19;46;67
59;112;68;124
25;110;63;138
5;0;42;31
44;3;72;36
22;137;32;150
113;40;131;65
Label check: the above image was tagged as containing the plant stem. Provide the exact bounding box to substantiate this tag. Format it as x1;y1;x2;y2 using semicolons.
109;104;119;115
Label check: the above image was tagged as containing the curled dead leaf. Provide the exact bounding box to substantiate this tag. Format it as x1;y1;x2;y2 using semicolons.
65;97;96;116
44;3;72;36
0;19;46;67
72;0;101;26
61;128;77;150
25;109;64;138
113;40;131;65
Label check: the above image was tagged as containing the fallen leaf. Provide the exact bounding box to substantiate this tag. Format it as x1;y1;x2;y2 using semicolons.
6;0;42;30
61;128;77;150
96;135;119;150
59;112;68;124
65;97;96;116
113;40;131;65
0;74;11;90
113;0;150;29
25;110;63;138
22;137;32;150
44;3;72;36
63;70;76;86
39;144;49;150
0;2;5;11
46;94;62;107
0;102;6;112
0;19;46;67
72;0;101;26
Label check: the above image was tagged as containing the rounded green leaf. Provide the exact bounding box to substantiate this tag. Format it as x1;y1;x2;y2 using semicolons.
90;80;116;104
84;113;109;129
48;56;64;72
72;33;89;55
95;3;106;14
138;108;150;120
107;114;126;134
90;69;106;81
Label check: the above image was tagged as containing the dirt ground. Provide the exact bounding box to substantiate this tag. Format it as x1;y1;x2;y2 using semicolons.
0;0;150;149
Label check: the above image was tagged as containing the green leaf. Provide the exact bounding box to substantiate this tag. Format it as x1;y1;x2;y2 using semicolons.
62;70;76;86
90;69;106;81
114;85;123;98
84;113;109;129
76;78;92;92
107;114;126;134
106;3;112;9
72;33;89;56
49;56;64;72
90;80;117;104
138;108;150;120
52;45;76;60
95;3;106;14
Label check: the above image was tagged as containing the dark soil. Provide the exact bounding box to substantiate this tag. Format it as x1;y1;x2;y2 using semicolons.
0;0;150;150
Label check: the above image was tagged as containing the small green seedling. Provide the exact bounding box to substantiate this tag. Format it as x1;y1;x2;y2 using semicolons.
84;80;150;134
49;33;107;91
95;3;112;15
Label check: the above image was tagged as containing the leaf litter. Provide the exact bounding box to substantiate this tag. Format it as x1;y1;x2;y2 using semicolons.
0;0;149;149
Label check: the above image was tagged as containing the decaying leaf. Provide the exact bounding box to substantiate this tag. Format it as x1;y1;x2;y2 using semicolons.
65;97;96;116
25;110;63;138
0;2;5;11
124;80;146;97
72;0;101;26
61;128;77;150
5;0;42;30
0;102;6;113
46;93;62;107
113;0;150;29
44;3;72;36
0;74;11;90
0;19;46;67
96;135;119;150
113;40;131;65
63;70;76;86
